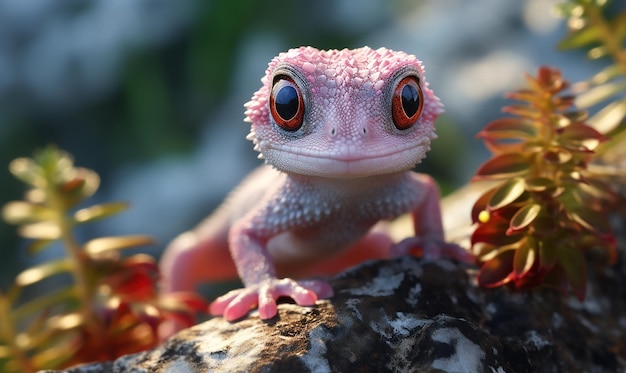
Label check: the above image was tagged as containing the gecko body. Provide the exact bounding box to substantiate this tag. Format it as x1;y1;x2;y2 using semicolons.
160;46;473;322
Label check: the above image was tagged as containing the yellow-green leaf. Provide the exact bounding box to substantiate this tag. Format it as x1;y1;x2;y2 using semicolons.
27;239;54;255
487;177;526;210
2;201;56;225
557;24;603;50
587;99;626;134
84;235;155;255
18;222;62;240
576;82;626;109
13;287;79;321
0;345;12;358
74;202;129;224
47;312;83;331
15;259;73;287
9;157;44;187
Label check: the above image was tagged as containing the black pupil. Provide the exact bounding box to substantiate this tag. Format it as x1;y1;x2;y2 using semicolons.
275;85;299;120
401;84;419;117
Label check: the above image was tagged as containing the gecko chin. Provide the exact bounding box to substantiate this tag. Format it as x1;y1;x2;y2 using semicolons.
263;146;428;178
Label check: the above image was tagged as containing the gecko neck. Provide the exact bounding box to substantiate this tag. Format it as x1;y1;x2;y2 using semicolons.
285;170;411;195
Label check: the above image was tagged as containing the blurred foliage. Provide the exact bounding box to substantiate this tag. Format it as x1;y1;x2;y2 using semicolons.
0;146;206;372
555;0;626;138
470;0;625;298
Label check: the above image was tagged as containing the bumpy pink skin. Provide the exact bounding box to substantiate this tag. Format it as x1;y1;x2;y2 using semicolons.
159;47;473;324
245;46;442;177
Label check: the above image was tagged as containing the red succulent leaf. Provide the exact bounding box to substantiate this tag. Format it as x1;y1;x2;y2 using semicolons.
513;237;536;277
471;186;496;223
472;213;524;247
482;137;526;155
502;104;542;119
543;148;573;164
131;303;161;335
474;153;531;180
104;269;156;300
477;249;516;288
477;118;538;140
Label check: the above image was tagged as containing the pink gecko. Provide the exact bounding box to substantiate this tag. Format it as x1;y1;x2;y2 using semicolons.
160;46;473;322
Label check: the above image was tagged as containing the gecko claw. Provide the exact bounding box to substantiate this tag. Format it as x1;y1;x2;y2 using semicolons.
209;278;333;321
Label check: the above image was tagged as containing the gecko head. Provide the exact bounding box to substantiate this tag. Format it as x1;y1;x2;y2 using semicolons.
244;46;444;178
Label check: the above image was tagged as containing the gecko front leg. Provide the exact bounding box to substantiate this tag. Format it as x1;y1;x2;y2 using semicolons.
209;223;333;321
390;173;475;264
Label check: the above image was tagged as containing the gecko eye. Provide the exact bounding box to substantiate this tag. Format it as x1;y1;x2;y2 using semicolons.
270;75;304;131
391;76;423;130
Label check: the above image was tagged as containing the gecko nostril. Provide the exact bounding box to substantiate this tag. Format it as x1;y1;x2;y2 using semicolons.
330;128;336;136
362;127;367;135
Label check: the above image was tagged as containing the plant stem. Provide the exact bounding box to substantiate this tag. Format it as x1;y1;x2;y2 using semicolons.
46;185;101;337
0;292;36;373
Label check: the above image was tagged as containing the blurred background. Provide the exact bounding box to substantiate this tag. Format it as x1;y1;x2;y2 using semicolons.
0;0;603;289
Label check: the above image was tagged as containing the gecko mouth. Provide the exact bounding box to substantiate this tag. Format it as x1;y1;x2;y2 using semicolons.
263;138;430;178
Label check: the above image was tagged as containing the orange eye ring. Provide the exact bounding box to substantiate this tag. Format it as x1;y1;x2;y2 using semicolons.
391;76;423;130
270;75;305;131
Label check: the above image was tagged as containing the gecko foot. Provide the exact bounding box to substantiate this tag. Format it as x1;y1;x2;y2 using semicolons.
209;278;334;321
390;236;475;264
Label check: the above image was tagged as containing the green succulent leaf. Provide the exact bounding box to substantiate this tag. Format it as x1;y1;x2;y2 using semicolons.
487;177;526;211
567;206;612;237
509;204;541;233
557;24;603;50
538;241;558;269
557;245;587;300
84;235;155;255
525;177;556;193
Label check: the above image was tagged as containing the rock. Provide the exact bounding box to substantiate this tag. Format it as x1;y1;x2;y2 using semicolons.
45;254;625;373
